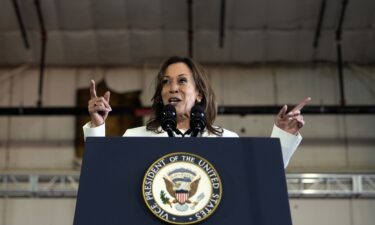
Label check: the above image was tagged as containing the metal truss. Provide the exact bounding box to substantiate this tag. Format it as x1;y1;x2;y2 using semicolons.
0;173;374;198
0;173;79;198
287;173;375;198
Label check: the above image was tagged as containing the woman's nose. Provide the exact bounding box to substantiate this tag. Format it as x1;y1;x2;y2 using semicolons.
169;82;179;93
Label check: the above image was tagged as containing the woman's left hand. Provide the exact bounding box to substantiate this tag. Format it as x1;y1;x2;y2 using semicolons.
275;97;311;135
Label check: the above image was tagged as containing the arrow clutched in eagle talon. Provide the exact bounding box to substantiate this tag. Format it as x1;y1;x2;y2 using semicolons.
190;193;205;210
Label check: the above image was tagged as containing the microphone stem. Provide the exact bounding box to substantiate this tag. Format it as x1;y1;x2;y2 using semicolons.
191;130;199;137
191;125;202;137
166;128;175;137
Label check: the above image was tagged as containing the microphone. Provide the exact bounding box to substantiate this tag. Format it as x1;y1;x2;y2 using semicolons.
161;104;177;137
190;104;206;137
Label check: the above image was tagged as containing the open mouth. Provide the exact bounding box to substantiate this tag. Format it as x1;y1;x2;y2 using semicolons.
168;97;181;105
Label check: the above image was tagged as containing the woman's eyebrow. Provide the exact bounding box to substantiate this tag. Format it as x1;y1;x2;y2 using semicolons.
163;74;188;77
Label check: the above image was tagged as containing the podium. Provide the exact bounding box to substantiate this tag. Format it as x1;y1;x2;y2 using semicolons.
73;137;292;225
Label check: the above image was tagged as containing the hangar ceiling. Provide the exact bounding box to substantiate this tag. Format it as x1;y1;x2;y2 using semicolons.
0;0;374;66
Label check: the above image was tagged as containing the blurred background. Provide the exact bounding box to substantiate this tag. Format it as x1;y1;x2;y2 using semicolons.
0;0;374;224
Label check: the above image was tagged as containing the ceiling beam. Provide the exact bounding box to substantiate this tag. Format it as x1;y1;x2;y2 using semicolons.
335;0;349;106
34;0;48;107
0;105;374;116
12;0;30;49
187;0;194;57
312;0;327;62
219;0;226;48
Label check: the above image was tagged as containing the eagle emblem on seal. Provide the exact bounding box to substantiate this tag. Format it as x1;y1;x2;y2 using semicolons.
160;168;205;212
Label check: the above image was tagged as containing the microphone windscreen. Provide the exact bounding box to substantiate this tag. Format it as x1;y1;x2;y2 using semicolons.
190;104;205;131
161;104;177;131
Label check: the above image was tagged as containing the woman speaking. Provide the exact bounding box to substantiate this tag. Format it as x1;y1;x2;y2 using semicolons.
83;56;311;168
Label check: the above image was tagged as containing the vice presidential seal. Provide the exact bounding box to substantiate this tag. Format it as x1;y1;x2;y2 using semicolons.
142;152;222;224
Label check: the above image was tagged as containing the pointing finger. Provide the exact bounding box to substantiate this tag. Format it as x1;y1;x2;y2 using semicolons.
90;80;97;99
277;105;288;118
291;97;311;112
104;91;110;102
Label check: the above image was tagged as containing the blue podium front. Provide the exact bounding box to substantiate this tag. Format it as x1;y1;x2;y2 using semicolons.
73;137;292;225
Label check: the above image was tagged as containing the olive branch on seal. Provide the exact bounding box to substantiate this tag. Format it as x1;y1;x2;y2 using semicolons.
160;190;172;207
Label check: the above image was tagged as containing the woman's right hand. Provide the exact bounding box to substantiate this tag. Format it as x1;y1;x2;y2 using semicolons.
88;80;112;127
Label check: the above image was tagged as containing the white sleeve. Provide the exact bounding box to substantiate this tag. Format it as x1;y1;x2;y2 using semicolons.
83;122;105;140
271;124;302;168
222;129;239;137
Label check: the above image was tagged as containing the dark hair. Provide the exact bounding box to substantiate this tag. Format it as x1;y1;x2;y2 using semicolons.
146;56;223;136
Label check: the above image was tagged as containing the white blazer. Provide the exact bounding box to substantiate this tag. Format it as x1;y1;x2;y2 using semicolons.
83;123;302;168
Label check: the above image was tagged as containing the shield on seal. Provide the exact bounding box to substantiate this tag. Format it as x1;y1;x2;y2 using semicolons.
176;191;189;204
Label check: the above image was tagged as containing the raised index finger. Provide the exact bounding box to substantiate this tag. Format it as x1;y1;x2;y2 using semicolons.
90;80;97;98
291;97;311;112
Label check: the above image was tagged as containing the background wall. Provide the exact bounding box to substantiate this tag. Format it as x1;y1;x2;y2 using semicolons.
0;64;374;224
1;64;374;171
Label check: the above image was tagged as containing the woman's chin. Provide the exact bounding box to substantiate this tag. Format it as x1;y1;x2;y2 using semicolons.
175;110;190;119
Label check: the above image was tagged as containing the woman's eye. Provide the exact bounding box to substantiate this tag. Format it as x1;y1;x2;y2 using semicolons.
162;79;170;84
178;78;187;83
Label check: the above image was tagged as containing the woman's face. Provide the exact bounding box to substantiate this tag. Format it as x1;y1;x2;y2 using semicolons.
161;62;201;118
